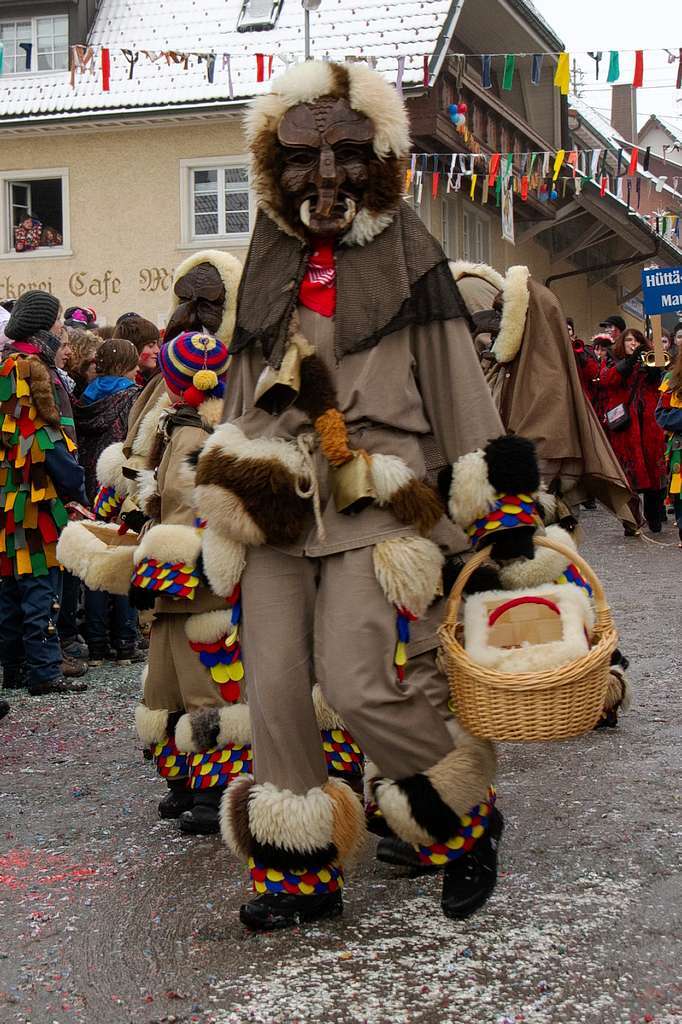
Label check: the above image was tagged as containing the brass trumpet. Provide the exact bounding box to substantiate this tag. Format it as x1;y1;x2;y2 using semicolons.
640;349;670;368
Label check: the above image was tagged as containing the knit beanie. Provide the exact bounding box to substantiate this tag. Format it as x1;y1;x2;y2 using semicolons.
5;290;61;342
158;331;230;405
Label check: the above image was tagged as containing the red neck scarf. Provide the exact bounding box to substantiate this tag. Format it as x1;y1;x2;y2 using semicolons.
299;239;336;318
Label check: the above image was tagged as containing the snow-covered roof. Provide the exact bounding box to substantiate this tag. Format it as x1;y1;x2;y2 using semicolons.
569;93;625;150
639;114;682;147
0;0;457;123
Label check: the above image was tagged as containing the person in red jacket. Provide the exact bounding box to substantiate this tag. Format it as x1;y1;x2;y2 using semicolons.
599;328;667;534
569;319;601;405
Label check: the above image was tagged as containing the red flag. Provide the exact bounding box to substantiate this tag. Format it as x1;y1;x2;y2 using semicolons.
521;176;529;201
268;54;273;79
423;55;429;87
431;172;440;198
488;153;501;186
632;50;644;88
256;53;265;82
101;47;110;91
627;147;639;176
600;176;608;197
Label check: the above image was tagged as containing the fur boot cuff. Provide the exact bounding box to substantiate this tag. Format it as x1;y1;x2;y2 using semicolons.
220;777;365;869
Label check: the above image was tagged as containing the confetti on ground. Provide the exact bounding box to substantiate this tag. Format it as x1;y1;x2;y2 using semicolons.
0;510;680;1024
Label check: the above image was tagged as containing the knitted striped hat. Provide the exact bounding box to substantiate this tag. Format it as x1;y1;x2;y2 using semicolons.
158;331;230;403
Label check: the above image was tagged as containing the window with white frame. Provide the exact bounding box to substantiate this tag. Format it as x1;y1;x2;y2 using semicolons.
237;0;284;32
0;169;69;256
462;205;491;264
181;159;252;246
0;15;69;74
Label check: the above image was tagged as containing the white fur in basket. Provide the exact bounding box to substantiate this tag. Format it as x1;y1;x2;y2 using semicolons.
463;583;595;674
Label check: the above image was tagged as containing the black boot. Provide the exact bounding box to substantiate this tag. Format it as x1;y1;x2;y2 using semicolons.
240;890;343;931
441;808;504;920
27;675;88;696
376;835;441;876
0;700;10;721
177;785;223;835
158;780;194;819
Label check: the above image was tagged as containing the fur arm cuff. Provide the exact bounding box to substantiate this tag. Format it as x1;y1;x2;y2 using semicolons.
194;423;310;547
134;523;202;568
96;442;129;498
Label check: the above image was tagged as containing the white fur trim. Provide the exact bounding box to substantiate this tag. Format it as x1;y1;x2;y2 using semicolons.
56;521;136;596
134;704;169;746
372;536;444;619
195;487;265;547
200;530;246;597
169;250;242;345
202;422;308;477
370;453;414;504
312;684;346;731
340;208;396;248
490;265;530;364
463;582;594;674
95;442;128;497
247;782;334;854
449;261;505;291
131;394;171;459
497;524;577;589
197;396;225;427
134;523;202;567
449;449;496;528
373;779;434;846
184;609;233;645
136;469;159;517
536;487;558;525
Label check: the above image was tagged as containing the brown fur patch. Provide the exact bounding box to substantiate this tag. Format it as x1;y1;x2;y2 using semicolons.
390;480;444;536
195;448;308;547
326;780;366;863
328;63;351;99
297;354;338;421
365;155;404;216
223;776;255;860
27;358;60;427
604;672;625;711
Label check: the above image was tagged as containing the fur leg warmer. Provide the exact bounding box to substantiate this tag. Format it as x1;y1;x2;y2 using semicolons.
370;724;496;845
313;685;364;780
135;703;191;780
220;777;365;870
174;705;252;790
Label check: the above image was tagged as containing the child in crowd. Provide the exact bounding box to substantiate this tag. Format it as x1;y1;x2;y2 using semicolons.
113;313;161;387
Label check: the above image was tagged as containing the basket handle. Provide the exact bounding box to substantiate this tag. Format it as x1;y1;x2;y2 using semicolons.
443;533;609;628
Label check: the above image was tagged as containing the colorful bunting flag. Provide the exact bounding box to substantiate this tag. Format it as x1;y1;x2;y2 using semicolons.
632;50;644;88
502;54;515;91
607;50;620;83
554;52;570;95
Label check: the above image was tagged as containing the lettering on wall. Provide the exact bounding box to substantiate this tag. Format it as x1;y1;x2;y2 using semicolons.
0;268;172;304
0;277;53;300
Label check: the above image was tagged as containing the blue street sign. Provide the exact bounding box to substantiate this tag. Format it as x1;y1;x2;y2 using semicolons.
641;267;682;316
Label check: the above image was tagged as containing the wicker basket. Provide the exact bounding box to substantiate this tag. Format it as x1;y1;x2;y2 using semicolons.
438;536;618;742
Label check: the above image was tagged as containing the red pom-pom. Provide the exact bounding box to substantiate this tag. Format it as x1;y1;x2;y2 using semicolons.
182;384;204;407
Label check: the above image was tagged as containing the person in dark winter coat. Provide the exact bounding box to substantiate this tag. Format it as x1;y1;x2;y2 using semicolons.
0;290;88;696
599;328;667;534
75;338;141;663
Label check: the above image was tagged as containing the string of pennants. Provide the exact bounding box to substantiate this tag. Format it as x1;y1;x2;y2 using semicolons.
66;46;280;92
440;47;682;95
407;150;682;230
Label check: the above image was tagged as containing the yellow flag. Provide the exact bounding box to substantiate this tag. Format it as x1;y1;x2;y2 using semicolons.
470;173;478;200
553;149;566;182
554;52;570;96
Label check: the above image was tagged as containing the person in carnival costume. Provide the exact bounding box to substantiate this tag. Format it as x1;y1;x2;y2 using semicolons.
450;262;635;525
656;345;682;548
0;291;88;696
193;61;510;931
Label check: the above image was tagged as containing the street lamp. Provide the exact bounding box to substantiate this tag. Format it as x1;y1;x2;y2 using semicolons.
302;0;321;61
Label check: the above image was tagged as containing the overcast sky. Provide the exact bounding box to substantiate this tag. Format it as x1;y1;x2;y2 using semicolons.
531;0;680;130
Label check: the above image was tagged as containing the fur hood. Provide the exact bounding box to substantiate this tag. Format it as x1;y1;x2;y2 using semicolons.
449;261;505;293
169;250;242;345
245;60;410;247
490;265;530;364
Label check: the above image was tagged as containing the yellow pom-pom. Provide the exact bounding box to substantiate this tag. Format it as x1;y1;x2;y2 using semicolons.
193;368;218;391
